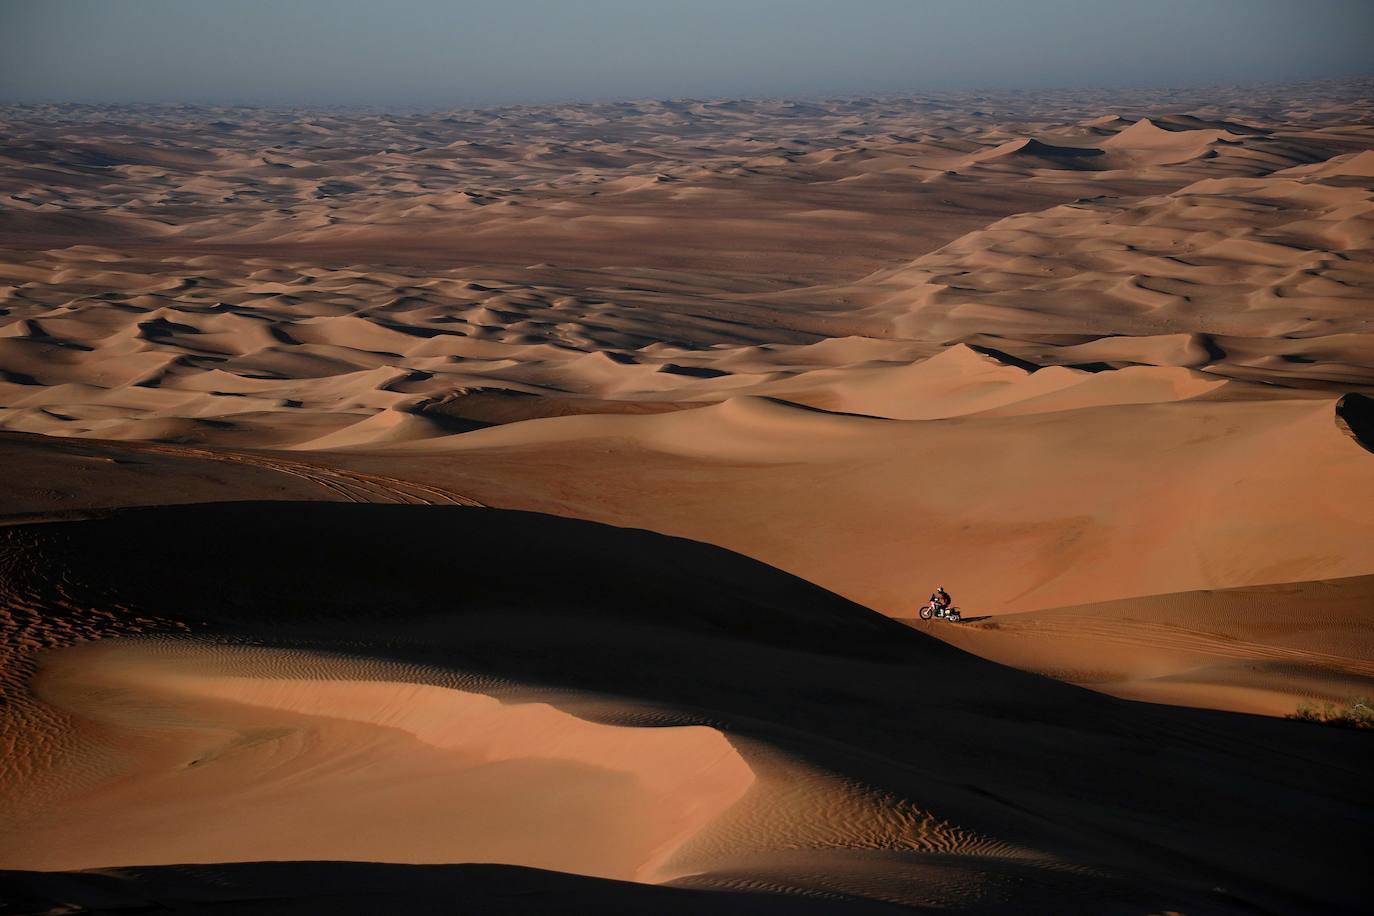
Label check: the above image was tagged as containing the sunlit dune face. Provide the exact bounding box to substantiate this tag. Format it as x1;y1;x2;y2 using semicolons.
6;642;754;882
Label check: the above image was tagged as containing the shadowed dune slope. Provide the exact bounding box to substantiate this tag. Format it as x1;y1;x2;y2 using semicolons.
0;862;906;916
1336;391;1374;452
341;392;1374;617
1;503;1370;913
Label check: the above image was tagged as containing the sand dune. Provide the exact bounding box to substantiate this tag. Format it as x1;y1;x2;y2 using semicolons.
1;503;1369;913
20;642;753;883
922;574;1374;715
349;391;1374;620
3;83;1371;449
854;170;1374;391
2;80;1373;912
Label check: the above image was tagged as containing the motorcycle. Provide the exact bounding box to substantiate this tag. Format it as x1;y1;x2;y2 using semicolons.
919;601;961;622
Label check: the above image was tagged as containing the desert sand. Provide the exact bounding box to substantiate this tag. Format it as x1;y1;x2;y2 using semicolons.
2;79;1372;913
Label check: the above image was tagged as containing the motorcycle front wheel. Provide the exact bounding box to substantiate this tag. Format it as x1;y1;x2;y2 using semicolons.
919;606;933;620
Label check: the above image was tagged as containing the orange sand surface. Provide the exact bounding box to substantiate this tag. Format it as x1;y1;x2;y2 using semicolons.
13;642;752;882
2;81;1372;913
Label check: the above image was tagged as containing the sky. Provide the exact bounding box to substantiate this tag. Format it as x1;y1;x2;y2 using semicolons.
2;0;1372;108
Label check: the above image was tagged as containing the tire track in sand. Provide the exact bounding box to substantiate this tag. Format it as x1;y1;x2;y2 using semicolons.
128;443;485;508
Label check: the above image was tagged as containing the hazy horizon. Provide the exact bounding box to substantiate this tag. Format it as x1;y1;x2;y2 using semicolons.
3;0;1372;108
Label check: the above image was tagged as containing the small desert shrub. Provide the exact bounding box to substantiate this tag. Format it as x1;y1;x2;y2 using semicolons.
1289;697;1374;730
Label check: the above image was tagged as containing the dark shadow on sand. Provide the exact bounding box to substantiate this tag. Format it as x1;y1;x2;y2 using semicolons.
2;502;1370;914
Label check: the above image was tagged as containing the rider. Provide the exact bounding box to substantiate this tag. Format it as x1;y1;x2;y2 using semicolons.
930;586;952;612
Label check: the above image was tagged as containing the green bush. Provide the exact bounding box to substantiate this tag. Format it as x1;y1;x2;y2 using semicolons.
1290;697;1374;730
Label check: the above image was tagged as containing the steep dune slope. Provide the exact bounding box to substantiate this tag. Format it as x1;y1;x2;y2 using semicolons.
347;393;1374;617
0;503;1369;913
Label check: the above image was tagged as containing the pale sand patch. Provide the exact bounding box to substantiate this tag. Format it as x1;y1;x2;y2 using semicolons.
9;641;754;883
